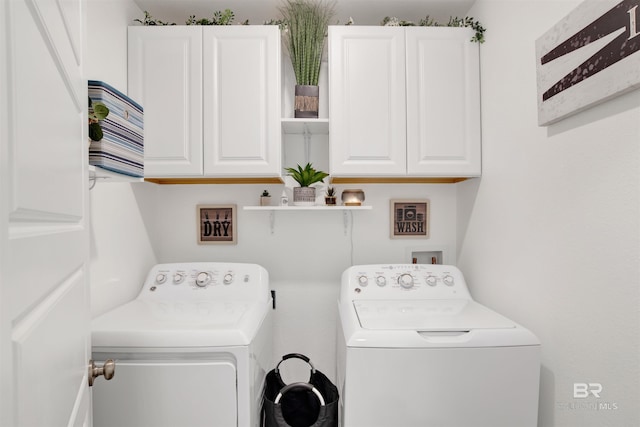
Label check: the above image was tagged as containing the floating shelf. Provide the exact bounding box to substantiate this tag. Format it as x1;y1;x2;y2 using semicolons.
281;118;329;135
244;204;371;234
243;205;371;211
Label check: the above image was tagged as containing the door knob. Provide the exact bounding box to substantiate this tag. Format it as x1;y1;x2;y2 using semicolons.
88;359;115;387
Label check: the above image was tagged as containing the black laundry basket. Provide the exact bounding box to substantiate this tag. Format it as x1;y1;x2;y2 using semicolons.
262;353;339;427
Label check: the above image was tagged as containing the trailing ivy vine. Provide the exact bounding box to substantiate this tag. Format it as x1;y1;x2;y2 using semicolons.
134;11;175;26
381;15;486;43
134;10;245;26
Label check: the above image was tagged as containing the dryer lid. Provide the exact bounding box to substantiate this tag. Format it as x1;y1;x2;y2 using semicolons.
353;299;516;331
92;299;267;347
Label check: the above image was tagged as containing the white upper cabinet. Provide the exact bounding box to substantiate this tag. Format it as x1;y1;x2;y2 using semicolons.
203;27;281;176
405;27;481;176
329;27;407;176
128;26;281;178
329;26;481;178
129;26;203;176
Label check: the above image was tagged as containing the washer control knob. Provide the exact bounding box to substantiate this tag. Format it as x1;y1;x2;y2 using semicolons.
196;272;211;287
443;275;455;286
426;275;438;287
223;273;234;285
375;276;387;287
173;273;185;284
399;274;414;289
155;273;167;284
358;275;368;286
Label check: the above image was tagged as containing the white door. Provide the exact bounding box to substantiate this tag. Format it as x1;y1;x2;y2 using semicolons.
406;27;481;177
203;26;281;177
128;26;204;177
0;0;92;426
329;26;407;176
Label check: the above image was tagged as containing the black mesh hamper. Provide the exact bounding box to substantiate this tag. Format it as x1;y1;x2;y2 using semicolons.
262;354;339;427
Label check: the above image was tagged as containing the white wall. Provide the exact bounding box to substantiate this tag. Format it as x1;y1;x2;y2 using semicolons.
459;1;640;426
86;0;158;317
152;183;458;378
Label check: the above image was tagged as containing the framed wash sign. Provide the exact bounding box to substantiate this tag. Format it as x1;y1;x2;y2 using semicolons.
197;204;237;244
390;200;430;239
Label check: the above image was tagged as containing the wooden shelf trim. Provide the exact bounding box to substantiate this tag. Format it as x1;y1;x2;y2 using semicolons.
144;177;284;185
144;177;472;185
330;177;471;184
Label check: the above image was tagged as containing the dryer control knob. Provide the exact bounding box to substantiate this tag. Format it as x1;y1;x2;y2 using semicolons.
155;273;167;284
358;275;369;286
196;272;211;287
426;275;438;287
173;273;185;284
375;276;387;287
399;274;414;289
443;275;455;286
223;273;234;285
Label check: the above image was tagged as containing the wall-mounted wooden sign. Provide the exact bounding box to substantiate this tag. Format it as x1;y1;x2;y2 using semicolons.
197;204;237;244
536;0;640;125
390;199;430;239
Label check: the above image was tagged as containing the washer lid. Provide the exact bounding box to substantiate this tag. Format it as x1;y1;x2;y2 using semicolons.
354;299;515;331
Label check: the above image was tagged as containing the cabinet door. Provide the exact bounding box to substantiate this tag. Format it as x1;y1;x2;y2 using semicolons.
203;26;281;176
406;28;481;176
329;26;407;176
128;27;203;177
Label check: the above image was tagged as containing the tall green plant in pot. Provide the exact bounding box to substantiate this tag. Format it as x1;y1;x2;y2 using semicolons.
280;0;335;118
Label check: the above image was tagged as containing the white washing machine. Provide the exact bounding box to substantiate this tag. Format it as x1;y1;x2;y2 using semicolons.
337;264;540;427
91;262;273;427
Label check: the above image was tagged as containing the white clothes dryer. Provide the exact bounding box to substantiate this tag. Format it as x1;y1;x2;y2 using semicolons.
337;264;540;427
91;262;273;427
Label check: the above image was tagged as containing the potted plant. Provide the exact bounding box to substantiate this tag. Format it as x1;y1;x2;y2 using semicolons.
260;190;272;206
88;97;109;141
279;0;335;118
325;187;337;205
285;162;329;206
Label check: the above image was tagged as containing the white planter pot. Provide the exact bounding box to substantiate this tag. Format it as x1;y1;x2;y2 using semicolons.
293;187;316;206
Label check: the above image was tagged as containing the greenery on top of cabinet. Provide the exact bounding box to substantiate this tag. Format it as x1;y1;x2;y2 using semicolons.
380;15;486;43
186;10;241;26
134;11;176;26
134;10;245;26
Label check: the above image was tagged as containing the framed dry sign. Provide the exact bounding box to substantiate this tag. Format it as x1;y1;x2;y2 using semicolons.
197;204;237;244
390;199;430;239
